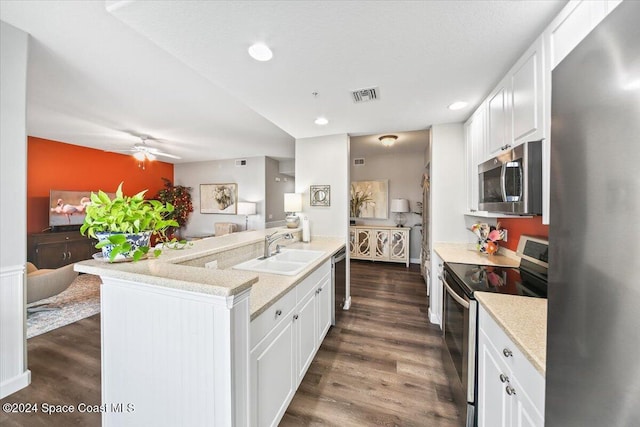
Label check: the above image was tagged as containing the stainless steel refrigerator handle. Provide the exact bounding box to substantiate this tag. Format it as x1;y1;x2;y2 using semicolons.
443;280;470;309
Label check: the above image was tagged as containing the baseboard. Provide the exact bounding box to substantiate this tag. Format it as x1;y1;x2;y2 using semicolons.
0;370;31;399
410;257;420;264
343;296;352;310
428;307;441;327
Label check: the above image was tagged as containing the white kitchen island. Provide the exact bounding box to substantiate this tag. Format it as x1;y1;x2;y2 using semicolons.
75;228;345;427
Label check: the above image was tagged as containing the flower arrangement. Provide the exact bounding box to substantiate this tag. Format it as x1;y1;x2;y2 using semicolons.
350;183;375;218
471;222;505;255
213;185;233;210
155;178;193;228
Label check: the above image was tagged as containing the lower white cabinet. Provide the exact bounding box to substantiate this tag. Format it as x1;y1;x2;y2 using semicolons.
250;260;331;427
478;305;545;427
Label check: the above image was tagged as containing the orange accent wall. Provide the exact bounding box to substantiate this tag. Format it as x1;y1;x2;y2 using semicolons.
498;216;549;251
27;137;174;233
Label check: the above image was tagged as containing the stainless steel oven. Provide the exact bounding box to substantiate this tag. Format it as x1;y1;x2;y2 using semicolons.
442;268;477;427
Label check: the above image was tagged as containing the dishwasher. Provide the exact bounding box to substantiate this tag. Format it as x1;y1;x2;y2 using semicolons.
331;248;346;325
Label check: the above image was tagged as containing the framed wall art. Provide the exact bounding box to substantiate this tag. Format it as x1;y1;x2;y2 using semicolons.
310;185;330;207
200;183;238;214
350;179;388;219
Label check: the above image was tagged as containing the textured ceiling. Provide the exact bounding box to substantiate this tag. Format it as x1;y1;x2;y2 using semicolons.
1;0;567;163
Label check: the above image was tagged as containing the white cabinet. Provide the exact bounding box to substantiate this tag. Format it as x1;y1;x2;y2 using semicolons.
486;78;511;157
349;226;410;267
477;305;545;427
250;260;332;427
428;252;444;325
510;36;545;146
464;105;486;212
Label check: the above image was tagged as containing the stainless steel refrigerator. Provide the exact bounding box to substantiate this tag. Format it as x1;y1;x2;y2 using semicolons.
547;1;640;426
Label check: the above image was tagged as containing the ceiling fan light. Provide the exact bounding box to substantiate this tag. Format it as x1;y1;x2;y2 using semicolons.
133;151;146;161
378;135;398;147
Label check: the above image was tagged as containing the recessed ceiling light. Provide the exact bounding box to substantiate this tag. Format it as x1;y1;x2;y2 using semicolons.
248;43;273;61
314;117;329;125
448;101;468;110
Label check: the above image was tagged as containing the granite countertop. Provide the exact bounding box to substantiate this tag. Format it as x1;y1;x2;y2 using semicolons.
434;242;520;267
75;228;345;320
475;292;547;375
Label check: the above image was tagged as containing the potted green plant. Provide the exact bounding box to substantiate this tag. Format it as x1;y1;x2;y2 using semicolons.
80;182;179;262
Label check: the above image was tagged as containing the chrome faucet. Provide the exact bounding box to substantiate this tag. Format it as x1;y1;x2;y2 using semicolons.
263;231;293;258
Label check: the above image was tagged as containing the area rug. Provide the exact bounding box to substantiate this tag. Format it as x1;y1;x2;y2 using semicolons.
26;274;102;339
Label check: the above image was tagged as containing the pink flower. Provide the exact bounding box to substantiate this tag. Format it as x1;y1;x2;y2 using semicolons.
488;229;502;242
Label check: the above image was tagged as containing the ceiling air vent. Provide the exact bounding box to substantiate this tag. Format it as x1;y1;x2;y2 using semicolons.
351;87;379;103
354;158;365;166
235;159;247;167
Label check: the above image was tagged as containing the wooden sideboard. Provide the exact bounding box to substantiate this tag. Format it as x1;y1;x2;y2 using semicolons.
349;225;410;267
27;230;98;269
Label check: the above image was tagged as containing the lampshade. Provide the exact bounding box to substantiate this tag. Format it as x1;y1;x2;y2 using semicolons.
237;202;256;216
390;198;410;213
284;193;302;212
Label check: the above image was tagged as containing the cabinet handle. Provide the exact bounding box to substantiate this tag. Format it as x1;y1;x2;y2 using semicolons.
503;348;513;358
293;314;299;320
275;309;282;317
67;251;72;260
62;252;67;260
317;287;322;293
505;385;516;396
499;374;509;383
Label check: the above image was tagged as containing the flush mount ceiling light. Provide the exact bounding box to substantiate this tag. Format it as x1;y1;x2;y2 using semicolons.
248;42;273;61
448;101;468;110
379;135;398;147
314;117;329;125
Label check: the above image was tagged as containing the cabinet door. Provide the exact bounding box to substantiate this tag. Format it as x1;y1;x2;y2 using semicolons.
390;230;408;264
511;375;545;427
349;228;357;257
373;230;390;260
295;290;317;387
465;106;485;212
250;317;296;427
66;238;97;263
35;242;68;269
478;329;512;427
487;81;511;155
511;37;545;145
356;229;372;258
316;276;332;344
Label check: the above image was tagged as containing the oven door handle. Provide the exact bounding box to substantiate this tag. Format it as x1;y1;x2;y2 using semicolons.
444;280;470;309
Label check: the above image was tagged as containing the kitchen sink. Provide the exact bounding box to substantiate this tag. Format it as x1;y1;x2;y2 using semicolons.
232;249;325;276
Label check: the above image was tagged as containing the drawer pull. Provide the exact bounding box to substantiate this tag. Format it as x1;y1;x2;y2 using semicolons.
293;314;299;320
499;374;509;383
317;287;322;293
275;309;282;318
505;385;516;396
503;348;513;358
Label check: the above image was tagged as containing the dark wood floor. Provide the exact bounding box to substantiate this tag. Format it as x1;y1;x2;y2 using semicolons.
281;260;461;426
0;314;101;427
1;261;460;426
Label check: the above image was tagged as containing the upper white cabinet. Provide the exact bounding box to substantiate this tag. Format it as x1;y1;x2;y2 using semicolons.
486;78;511;156
510;36;545;146
465;104;486;212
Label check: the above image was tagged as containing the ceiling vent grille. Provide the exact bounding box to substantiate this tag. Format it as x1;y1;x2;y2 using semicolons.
351;87;379;103
235;159;247;167
354;158;365;166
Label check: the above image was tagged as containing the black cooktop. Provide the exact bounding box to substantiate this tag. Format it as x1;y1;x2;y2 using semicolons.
444;262;547;299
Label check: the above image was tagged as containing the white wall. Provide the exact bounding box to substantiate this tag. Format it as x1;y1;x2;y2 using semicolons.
429;123;467;326
295;134;349;239
174;157;266;236
0;20;31;398
350;151;424;262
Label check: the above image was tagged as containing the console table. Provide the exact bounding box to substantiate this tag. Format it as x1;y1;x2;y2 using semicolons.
349;225;410;267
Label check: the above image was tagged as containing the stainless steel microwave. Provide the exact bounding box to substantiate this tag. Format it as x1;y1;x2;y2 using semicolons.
478;141;542;215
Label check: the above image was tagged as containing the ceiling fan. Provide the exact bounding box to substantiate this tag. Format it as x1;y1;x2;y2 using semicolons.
114;135;181;161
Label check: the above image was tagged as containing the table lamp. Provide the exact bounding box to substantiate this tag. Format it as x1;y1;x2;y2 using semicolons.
284;193;302;228
390;198;410;227
237;202;256;230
